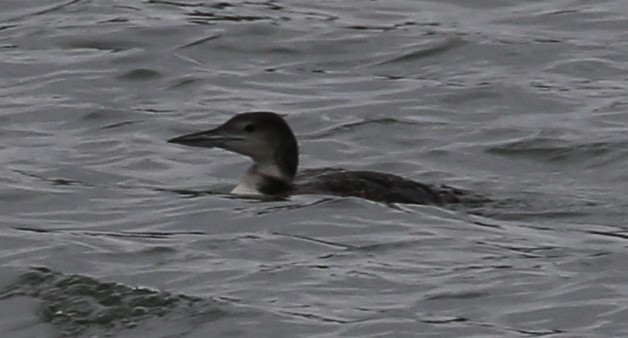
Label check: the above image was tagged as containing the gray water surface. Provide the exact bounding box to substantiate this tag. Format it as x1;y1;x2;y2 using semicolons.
2;0;628;337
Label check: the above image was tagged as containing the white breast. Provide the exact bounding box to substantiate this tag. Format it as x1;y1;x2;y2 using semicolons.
231;182;263;196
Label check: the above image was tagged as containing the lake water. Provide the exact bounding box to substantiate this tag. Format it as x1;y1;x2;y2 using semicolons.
2;0;628;337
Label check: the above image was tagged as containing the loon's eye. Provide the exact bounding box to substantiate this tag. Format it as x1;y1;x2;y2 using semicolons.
244;124;255;133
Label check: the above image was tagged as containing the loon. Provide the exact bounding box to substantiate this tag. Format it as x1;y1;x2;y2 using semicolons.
168;112;463;205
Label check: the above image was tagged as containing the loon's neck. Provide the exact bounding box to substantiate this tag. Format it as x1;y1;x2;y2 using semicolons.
231;163;293;197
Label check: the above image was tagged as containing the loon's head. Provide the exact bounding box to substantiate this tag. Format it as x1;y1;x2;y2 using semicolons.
168;112;299;184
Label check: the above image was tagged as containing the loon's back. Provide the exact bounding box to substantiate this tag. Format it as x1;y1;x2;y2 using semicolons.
294;168;461;205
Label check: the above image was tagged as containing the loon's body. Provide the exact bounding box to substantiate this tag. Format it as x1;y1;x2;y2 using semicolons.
168;112;461;205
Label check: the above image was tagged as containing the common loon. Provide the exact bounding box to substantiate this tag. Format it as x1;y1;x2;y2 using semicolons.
168;112;463;205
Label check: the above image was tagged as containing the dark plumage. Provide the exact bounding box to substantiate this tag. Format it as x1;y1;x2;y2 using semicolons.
169;112;463;205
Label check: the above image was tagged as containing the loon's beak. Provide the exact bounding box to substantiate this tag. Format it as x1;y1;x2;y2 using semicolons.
168;128;244;149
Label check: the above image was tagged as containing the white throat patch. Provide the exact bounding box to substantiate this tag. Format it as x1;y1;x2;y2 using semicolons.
230;163;289;196
231;182;263;196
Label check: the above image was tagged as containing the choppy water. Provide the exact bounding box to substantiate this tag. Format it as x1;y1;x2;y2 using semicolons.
2;0;628;337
